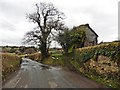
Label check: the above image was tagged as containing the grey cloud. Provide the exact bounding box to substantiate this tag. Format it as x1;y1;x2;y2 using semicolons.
118;1;120;40
0;19;16;31
80;6;118;40
0;0;118;46
0;1;30;22
1;39;22;46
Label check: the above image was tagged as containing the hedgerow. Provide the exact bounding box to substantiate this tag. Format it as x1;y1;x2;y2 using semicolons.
2;53;22;80
70;41;120;88
74;42;120;64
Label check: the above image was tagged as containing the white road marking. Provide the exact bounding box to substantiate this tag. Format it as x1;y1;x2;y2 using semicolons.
25;84;28;88
14;77;21;88
49;81;58;88
16;70;21;77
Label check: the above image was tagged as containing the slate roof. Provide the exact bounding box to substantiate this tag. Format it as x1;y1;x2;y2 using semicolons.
79;24;99;37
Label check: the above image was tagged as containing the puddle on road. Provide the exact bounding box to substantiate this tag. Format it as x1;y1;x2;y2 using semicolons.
40;65;51;70
40;65;62;71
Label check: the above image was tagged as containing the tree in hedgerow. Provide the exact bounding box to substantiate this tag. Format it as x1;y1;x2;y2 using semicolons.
56;28;86;54
56;29;72;54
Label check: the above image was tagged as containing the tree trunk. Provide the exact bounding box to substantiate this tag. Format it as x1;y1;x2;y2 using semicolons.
40;41;49;61
64;48;68;55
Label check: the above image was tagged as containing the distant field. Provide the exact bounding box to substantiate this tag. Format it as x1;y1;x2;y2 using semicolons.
1;53;22;80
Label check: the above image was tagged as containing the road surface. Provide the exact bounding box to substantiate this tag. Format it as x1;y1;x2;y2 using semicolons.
3;58;105;88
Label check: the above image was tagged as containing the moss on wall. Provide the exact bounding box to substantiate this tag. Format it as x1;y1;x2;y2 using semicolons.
68;42;120;88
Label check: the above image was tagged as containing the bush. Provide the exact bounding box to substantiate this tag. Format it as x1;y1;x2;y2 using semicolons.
27;52;41;61
2;53;22;80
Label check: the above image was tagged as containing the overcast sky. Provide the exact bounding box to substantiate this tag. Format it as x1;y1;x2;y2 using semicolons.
0;0;119;46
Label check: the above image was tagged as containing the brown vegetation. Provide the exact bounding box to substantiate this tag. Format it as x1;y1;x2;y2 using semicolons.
2;53;22;80
27;52;41;61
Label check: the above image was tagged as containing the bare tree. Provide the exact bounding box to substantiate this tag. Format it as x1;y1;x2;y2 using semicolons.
23;2;65;60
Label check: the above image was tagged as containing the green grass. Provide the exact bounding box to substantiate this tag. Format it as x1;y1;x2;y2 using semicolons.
85;74;120;89
43;53;65;66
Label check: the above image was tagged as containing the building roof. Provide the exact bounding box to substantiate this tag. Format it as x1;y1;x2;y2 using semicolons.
79;24;99;37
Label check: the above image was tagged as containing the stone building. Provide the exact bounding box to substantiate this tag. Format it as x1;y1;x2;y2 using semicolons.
74;24;98;47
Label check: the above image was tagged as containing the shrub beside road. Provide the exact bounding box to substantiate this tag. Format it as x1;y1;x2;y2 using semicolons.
2;53;22;80
27;52;41;61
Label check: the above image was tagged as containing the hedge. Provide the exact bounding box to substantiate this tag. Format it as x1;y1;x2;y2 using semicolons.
69;41;120;88
74;42;120;64
2;53;22;80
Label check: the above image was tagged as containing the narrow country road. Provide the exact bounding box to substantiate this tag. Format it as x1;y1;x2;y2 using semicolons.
3;58;105;88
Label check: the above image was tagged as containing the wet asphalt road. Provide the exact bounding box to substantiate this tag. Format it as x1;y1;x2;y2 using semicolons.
3;58;104;88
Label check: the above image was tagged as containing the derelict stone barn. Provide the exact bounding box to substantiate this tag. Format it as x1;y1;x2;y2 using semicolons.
74;24;98;47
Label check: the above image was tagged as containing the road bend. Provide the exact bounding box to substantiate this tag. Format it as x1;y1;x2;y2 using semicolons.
3;58;105;88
